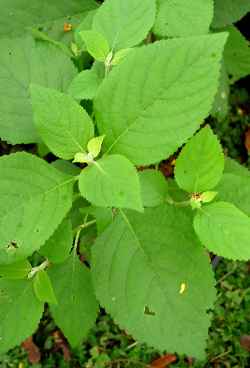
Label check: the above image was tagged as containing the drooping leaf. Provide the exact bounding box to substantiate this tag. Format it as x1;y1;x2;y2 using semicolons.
92;0;156;51
194;201;250;260
212;0;250;28
33;270;57;305
216;158;250;215
224;26;250;83
39;219;73;264
49;254;98;347
0;35;77;144
0;279;44;354
139;169;168;207
0;152;74;264
30;85;94;160
0;0;98;38
79;30;110;61
79;154;143;212
94;34;227;165
154;0;213;38
175;126;224;193
0;260;31;280
68;69;102;101
92;205;216;359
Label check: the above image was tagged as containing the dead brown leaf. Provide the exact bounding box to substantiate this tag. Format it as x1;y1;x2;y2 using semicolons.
244;128;250;153
21;336;41;364
53;330;71;361
240;335;250;352
150;354;177;367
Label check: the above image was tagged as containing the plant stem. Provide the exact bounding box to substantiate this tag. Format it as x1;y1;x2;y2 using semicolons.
73;219;96;251
166;196;190;207
28;259;49;279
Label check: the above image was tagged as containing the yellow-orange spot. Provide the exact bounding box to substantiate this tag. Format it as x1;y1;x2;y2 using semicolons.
179;282;187;294
171;159;176;166
64;23;73;32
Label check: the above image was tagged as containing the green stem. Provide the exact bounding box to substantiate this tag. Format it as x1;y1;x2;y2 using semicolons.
73;219;96;251
166;196;190;207
28;259;49;279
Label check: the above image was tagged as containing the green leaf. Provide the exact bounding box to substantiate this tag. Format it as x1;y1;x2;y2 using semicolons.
49;254;98;347
79;154;143;212
30;85;94;160
94;34;227;165
33;269;57;305
175;126;224;193
87;135;105;158
200;191;218;203
211;63;230;121
80;206;113;234
0;279;44;354
92;0;156;51
39;219;73;264
212;0;250;28
0;0;98;38
154;0;214;38
92;205;216;359
224;26;250;83
194;202;250;260
0;152;74;264
52;160;81;177
79;30;110;61
0;260;32;280
139;170;168;207
68;69;102;101
0;35;77;144
111;48;133;66
216;158;250;215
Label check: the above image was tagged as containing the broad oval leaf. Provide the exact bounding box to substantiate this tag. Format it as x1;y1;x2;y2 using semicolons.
68;69;102;101
92;205;216;359
94;34;228;165
0;279;44;354
139;169;168;207
224;26;250;83
216;158;250;215
79;154;143;212
0;260;31;280
0;35;77;144
0;0;98;38
93;0;156;51
49;254;99;347
79;30;110;61
0;152;74;264
212;0;250;28
30;85;94;160
39;219;73;264
175;126;224;193
154;0;214;38
194;201;250;260
33;270;57;305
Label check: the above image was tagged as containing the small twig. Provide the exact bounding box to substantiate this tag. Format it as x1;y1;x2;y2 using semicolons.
209;349;230;363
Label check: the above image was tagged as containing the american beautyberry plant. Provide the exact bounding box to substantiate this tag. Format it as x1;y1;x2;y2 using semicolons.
0;0;250;361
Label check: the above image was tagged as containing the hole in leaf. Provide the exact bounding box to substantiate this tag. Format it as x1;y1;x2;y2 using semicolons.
144;305;156;316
